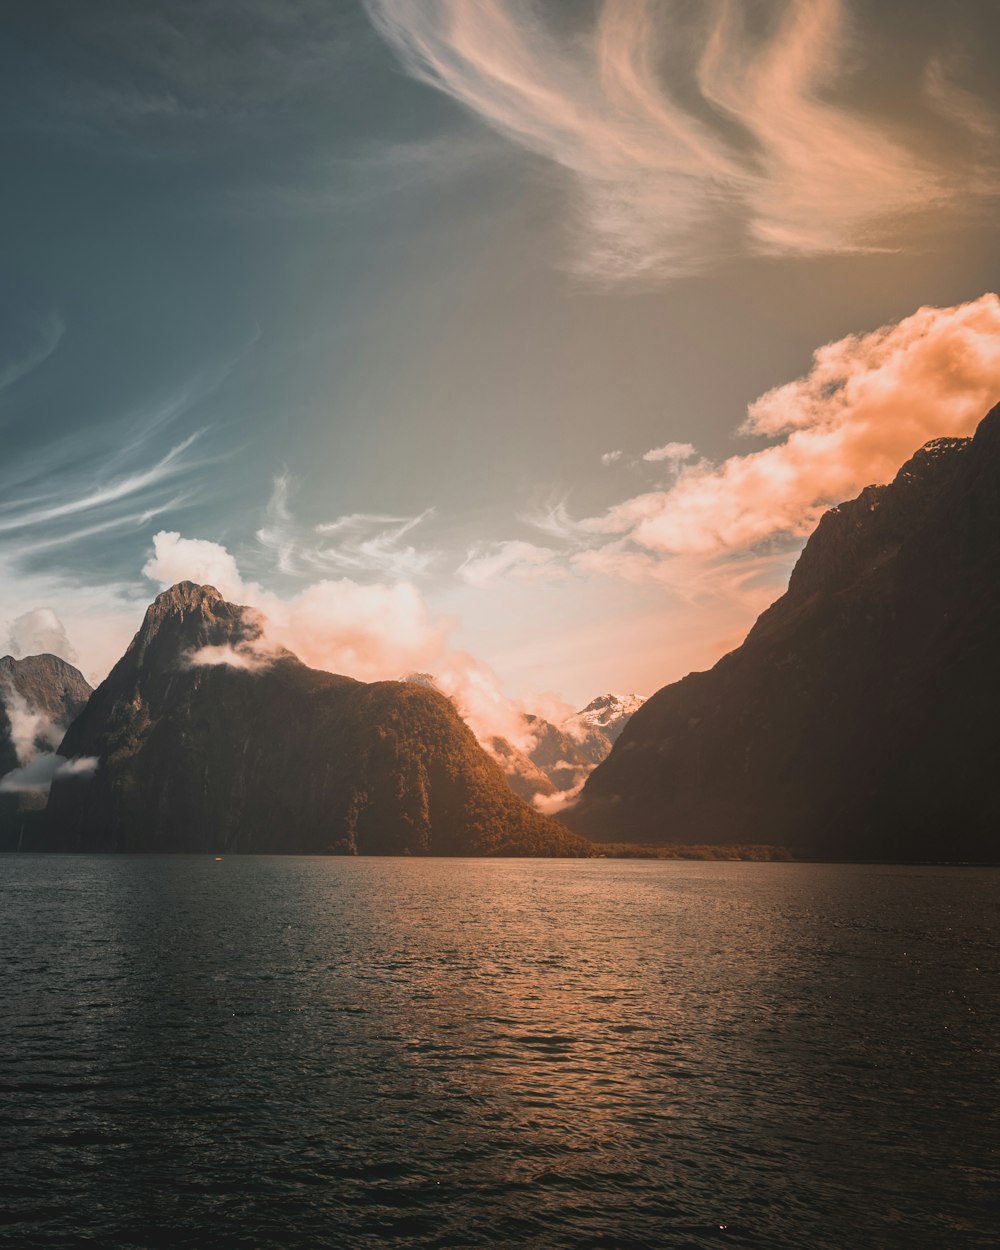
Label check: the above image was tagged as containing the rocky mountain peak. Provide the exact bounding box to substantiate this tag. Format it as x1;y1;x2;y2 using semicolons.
151;581;225;614
45;585;592;858
124;582;263;673
0;653;92;711
568;693;647;744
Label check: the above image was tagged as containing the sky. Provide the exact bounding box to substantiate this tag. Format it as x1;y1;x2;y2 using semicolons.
2;0;1000;724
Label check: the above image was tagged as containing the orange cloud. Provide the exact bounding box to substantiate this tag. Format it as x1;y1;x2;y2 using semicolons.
367;0;996;278
585;294;1000;556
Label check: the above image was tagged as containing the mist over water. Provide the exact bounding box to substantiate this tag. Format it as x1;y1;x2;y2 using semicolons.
2;856;997;1250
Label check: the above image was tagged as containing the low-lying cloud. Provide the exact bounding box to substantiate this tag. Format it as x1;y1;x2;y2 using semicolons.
0;684;63;766
0;752;98;795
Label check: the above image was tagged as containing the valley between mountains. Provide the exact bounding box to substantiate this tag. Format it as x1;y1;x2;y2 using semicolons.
3;404;1000;862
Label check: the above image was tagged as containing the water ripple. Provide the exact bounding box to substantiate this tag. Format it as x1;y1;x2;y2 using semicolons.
0;855;997;1249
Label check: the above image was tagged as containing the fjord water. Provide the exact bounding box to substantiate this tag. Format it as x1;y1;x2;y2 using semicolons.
2;858;997;1250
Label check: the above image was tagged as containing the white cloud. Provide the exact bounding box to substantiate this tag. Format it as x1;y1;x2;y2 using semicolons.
0;432;202;537
143;531;244;600
145;528;447;681
601;449;623;466
253;473;439;579
185;643;275;671
0;684;62;765
0;752;98;795
0;676;97;796
5;608;78;664
311;509;438;579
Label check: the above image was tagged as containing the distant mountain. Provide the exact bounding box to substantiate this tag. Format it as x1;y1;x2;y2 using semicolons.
521;696;646;793
0;654;92;850
571;693;647;737
565;405;1000;863
400;674;646;802
42;583;593;857
484;732;558;802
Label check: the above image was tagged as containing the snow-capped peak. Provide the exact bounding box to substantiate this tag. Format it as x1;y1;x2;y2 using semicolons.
567;693;646;735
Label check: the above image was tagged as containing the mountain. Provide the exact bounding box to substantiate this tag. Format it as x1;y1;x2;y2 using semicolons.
484;732;558;802
567;694;646;747
42;583;593;857
400;676;645;802
0;654;93;850
565;405;1000;863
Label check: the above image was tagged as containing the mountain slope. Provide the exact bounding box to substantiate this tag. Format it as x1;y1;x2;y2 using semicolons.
565;405;1000;862
0;654;93;849
43;583;593;856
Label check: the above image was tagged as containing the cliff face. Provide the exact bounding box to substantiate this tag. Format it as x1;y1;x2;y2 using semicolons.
43;583;593;857
565;405;1000;862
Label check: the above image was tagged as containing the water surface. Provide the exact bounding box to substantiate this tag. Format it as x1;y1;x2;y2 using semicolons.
2;856;998;1249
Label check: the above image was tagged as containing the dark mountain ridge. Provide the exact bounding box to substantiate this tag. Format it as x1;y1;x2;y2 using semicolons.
565;404;1000;862
43;583;593;856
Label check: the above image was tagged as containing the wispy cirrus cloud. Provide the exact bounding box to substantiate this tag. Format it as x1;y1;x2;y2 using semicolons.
0;341;256;580
0;432;201;539
254;473;439;579
458;539;564;588
367;0;998;279
0;313;65;398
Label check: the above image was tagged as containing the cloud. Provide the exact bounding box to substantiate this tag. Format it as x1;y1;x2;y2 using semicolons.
452;295;1000;679
367;0;996;279
0;312;64;395
0;433;202;538
253;474;439;579
185;644;275;672
0;679;97;793
0;752;98;795
457;540;563;588
145;530;449;685
5;608;78;664
143;532;244;601
312;510;438;579
144;530;566;759
542;294;1000;560
0;684;63;765
601;450;623;466
642;442;696;464
532;775;588;816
